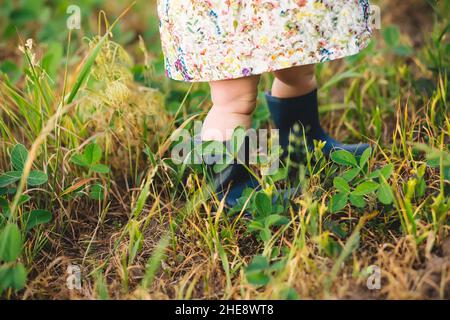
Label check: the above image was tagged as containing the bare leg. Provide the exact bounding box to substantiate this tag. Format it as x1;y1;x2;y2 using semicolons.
201;75;260;141
271;64;317;98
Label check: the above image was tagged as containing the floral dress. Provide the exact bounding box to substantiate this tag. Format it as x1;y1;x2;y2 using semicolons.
157;0;372;82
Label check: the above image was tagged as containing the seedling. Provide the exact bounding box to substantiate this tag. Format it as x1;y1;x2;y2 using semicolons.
0;144;48;190
329;148;394;213
70;142;110;174
70;143;110;200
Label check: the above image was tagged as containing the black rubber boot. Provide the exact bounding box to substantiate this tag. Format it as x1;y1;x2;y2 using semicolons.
207;162;260;208
265;89;369;157
203;136;296;210
204;136;259;209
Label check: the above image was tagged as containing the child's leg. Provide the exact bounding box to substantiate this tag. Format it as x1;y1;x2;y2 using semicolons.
266;64;369;156
202;75;260;141
271;64;317;98
201;75;261;208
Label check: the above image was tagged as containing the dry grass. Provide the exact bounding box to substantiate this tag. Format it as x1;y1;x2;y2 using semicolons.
0;0;449;300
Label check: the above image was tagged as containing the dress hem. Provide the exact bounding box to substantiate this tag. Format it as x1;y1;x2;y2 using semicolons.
165;33;373;83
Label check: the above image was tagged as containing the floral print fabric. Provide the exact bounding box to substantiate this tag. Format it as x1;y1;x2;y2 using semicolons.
157;0;372;82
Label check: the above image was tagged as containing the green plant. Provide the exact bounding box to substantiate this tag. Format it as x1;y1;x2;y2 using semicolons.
245;255;285;287
382;25;414;57
0;144;52;295
0;0;449;300
415;143;450;188
0;144;48;191
329;148;394;213
70;142;110;174
0;144;50;222
0;223;27;294
246;190;290;243
70;142;110;201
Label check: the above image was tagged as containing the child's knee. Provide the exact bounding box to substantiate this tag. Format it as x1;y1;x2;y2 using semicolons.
210;76;259;115
274;64;316;87
211;96;257;116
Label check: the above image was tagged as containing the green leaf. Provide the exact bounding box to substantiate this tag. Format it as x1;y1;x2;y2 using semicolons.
89;184;105;201
255;191;272;217
281;287;299;300
367;169;381;179
333;177;350;193
377;182;394;205
246;255;269;272
359;147;372;168
349;194;366;208
246;272;270;287
84;143;102;165
70;154;89;167
273;204;285;215
18;194;31;206
379;164;394;179
353;181;379;196
383;26;400;47
0;223;22;262
201;140;226;157
0;198;8;209
24;210;52;231
264;214;289;228
260;228;272;242
268;260;286;272
11;263;27;291
330;150;358;167
11;144;28;171
330;193;348;213
0;171;22;187
0;263;27;292
27;170;48;186
394;45;413;57
90;164;110;174
444;166;450;183
0;198;10;218
229;126;246;156
369;164;394;180
269;167;288;183
342;168;360;182
0;188;8;196
248;219;264;231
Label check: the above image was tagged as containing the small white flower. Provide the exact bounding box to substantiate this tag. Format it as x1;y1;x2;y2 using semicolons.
25;38;33;50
